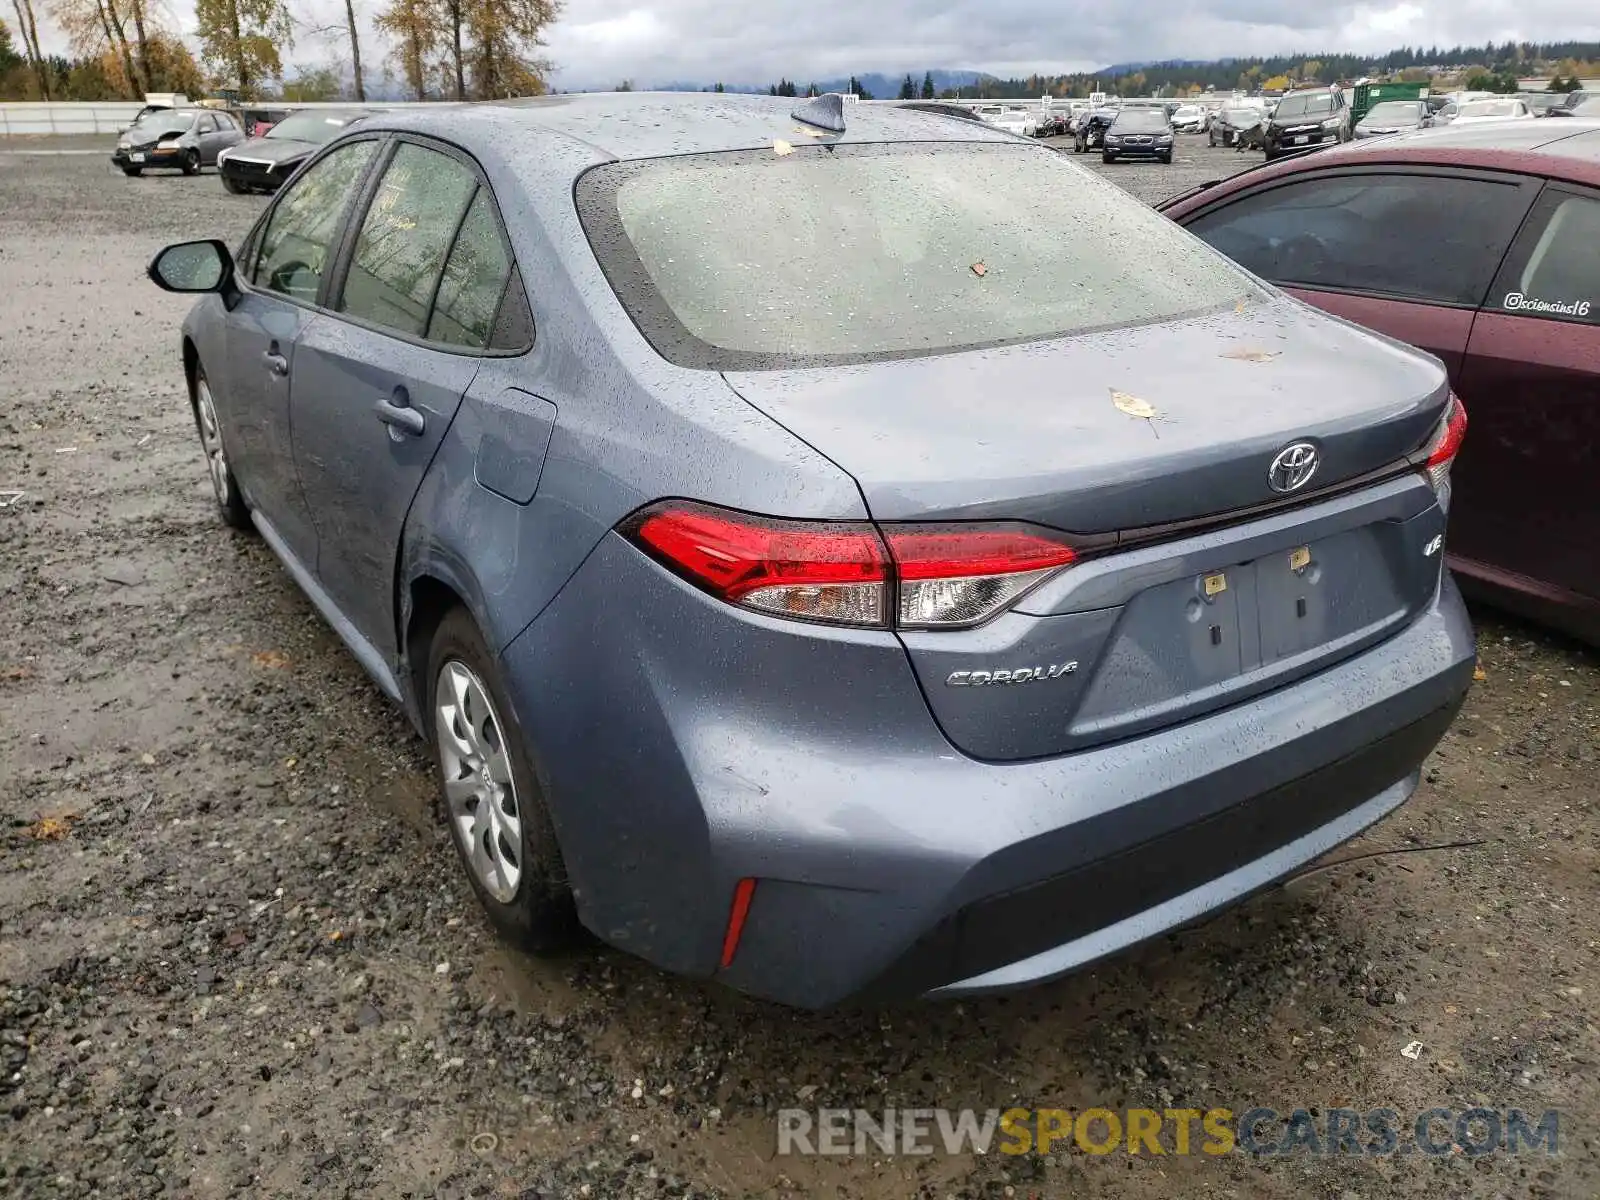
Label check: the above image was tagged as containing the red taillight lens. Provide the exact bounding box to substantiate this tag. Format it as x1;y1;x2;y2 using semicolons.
623;503;1078;630
886;526;1076;628
1422;394;1467;491
626;502;889;626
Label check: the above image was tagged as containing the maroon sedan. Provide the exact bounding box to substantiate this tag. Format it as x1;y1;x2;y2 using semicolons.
1162;121;1600;645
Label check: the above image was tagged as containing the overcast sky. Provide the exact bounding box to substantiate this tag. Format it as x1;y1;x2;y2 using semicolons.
30;0;1600;91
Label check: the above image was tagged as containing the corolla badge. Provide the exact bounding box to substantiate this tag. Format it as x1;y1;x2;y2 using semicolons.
1268;441;1320;494
947;662;1079;687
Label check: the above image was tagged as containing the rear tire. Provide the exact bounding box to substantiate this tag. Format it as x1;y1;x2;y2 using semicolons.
427;608;579;954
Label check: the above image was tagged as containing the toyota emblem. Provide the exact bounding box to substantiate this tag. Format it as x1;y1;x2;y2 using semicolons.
1268;442;1320;494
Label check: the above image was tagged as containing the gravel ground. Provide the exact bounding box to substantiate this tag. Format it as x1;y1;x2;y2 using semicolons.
2;136;1598;1200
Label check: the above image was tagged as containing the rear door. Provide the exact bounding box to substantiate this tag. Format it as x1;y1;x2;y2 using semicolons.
1453;182;1600;604
1179;166;1539;377
288;137;517;658
219;136;383;566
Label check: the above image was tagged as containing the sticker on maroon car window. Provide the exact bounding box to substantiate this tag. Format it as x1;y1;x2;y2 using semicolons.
1502;292;1592;318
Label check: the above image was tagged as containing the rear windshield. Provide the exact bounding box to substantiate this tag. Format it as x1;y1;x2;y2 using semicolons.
1275;93;1335;117
1363;102;1423;123
1459;100;1519;119
576;142;1261;370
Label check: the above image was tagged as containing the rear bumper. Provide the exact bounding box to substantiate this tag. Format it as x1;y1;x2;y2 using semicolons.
499;535;1475;1009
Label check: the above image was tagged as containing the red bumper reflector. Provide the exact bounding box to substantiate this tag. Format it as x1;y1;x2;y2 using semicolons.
719;877;757;969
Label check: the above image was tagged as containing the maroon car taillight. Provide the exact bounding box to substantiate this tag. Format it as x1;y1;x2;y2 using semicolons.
622;502;1077;630
1421;393;1468;492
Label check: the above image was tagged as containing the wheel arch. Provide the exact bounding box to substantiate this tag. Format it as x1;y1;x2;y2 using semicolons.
396;549;495;735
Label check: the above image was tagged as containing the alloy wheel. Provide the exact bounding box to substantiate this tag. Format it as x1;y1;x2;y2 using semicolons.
195;379;230;506
435;660;524;903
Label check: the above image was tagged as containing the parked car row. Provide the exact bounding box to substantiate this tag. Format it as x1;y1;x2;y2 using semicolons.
112;105;382;193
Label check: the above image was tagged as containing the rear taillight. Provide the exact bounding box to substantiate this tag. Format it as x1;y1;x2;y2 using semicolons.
1421;393;1467;491
885;526;1076;628
626;503;888;627
623;502;1077;630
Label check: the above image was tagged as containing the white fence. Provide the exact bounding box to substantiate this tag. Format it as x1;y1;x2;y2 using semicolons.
0;102;146;136
0;99;463;137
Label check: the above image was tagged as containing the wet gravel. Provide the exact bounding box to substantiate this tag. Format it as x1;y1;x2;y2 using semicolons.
2;138;1598;1200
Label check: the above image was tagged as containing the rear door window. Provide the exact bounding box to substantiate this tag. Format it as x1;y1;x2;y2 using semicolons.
253;139;380;303
427;189;516;349
1184;171;1531;306
1488;187;1600;326
337;142;478;338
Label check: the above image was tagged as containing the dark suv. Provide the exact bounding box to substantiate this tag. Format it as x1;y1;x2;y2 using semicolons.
1262;88;1350;159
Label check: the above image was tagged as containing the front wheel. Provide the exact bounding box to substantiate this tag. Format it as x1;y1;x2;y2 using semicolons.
220;172;246;194
121;166;142;177
428;608;579;953
182;149;200;175
1101;152;1115;163
1160;153;1173;164
192;366;250;529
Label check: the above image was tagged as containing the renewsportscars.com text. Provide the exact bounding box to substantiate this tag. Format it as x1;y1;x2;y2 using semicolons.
776;1106;1561;1158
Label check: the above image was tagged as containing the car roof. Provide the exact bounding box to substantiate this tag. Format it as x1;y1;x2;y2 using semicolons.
369;92;1017;162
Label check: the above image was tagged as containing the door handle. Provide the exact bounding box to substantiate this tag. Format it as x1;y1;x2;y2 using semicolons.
375;395;425;437
262;350;289;377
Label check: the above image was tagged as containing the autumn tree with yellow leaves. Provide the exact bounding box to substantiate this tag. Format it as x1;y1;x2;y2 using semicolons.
192;0;292;97
376;0;558;101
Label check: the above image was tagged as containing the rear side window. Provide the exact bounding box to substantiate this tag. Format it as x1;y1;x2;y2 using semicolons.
339;142;478;337
1184;172;1527;306
577;142;1262;369
1491;189;1600;326
427;190;514;349
254;140;378;303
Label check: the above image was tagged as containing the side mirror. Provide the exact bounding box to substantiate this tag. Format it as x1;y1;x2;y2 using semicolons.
148;239;235;294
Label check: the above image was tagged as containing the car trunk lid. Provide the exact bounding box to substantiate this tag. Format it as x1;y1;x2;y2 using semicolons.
723;298;1448;533
724;300;1453;759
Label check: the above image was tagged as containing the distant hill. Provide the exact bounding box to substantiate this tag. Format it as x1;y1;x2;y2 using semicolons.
1097;59;1233;77
646;70;993;96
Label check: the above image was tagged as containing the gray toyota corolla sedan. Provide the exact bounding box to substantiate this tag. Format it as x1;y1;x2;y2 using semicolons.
147;92;1475;1009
